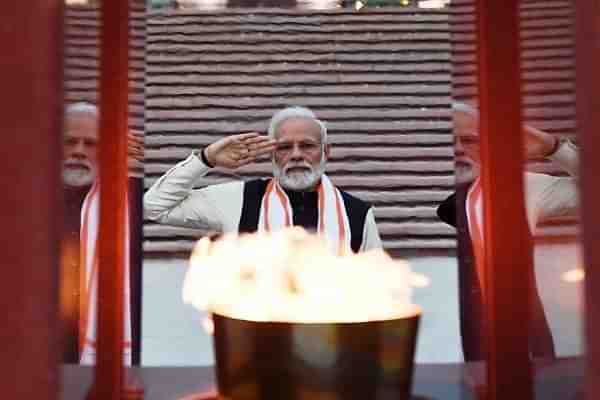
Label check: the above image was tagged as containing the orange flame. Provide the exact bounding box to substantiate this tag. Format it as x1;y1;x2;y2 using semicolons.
183;227;422;325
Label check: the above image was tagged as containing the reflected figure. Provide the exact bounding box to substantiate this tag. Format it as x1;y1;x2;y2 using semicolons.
437;102;579;360
63;104;99;188
60;103;143;364
144;106;382;253
61;103;101;362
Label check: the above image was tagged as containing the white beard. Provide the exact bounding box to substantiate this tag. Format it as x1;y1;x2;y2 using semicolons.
63;160;96;188
455;159;479;184
274;159;326;191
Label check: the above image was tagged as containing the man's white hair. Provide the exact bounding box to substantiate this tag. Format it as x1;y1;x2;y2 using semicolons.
268;106;328;143
452;101;478;116
66;102;98;117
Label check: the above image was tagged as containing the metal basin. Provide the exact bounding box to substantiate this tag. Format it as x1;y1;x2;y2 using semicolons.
212;308;421;400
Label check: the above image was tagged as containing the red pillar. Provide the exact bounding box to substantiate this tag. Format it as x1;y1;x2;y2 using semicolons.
576;1;600;399
476;0;533;398
89;1;130;399
0;2;63;399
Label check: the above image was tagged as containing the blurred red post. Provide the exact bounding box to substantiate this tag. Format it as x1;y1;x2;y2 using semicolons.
87;1;130;399
576;1;600;399
0;2;63;399
476;0;533;399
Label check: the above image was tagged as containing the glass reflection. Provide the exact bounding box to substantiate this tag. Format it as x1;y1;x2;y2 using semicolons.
60;104;99;363
440;100;579;360
60;0;145;367
445;0;583;396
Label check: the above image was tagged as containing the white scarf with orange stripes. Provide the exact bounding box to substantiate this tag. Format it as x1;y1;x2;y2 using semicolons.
466;177;486;295
79;181;132;365
258;175;351;254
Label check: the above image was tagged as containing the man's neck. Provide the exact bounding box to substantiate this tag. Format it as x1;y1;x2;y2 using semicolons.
283;187;317;195
64;183;91;196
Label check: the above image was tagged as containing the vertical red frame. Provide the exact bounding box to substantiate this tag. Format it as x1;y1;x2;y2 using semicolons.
0;2;64;399
475;0;533;399
576;1;600;399
88;1;130;399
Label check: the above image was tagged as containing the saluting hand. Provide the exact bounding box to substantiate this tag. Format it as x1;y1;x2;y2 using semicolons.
204;132;277;169
128;129;144;163
523;125;559;159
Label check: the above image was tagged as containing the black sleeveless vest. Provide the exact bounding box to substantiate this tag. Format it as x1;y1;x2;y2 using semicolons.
238;179;371;253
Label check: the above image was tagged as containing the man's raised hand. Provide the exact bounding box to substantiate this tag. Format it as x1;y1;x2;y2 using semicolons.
523;125;559;159
128;130;144;163
204;132;277;169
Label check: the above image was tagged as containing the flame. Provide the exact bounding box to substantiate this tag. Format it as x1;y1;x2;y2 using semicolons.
183;227;421;325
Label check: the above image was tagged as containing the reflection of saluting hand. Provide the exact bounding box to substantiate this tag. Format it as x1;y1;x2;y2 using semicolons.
204;132;277;169
523;125;559;159
128;129;144;163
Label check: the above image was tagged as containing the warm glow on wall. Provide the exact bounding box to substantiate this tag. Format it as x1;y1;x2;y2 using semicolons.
562;268;585;283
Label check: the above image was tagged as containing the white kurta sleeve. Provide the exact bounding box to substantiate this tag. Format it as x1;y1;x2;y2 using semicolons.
143;152;244;232
525;140;579;229
360;207;383;251
548;139;578;177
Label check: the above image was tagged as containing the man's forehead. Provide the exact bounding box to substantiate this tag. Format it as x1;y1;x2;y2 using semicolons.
453;111;479;135
453;109;477;122
276;117;321;139
65;113;98;133
67;112;97;123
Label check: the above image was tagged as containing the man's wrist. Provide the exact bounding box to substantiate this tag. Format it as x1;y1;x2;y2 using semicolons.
544;136;562;158
195;148;215;168
202;148;216;168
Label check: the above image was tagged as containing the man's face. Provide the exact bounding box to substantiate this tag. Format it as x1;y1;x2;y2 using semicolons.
272;117;330;191
63;113;98;188
454;110;481;183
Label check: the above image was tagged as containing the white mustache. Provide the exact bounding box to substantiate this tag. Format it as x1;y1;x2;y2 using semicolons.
283;162;313;174
64;158;92;170
455;155;474;164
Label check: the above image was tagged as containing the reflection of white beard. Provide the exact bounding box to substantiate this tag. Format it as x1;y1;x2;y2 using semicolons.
63;159;96;188
274;158;326;191
455;158;479;184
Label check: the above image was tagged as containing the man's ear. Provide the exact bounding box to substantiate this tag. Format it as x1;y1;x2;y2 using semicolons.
324;143;331;159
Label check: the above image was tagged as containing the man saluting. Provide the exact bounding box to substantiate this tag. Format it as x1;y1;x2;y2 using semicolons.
437;102;579;361
144;106;382;253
